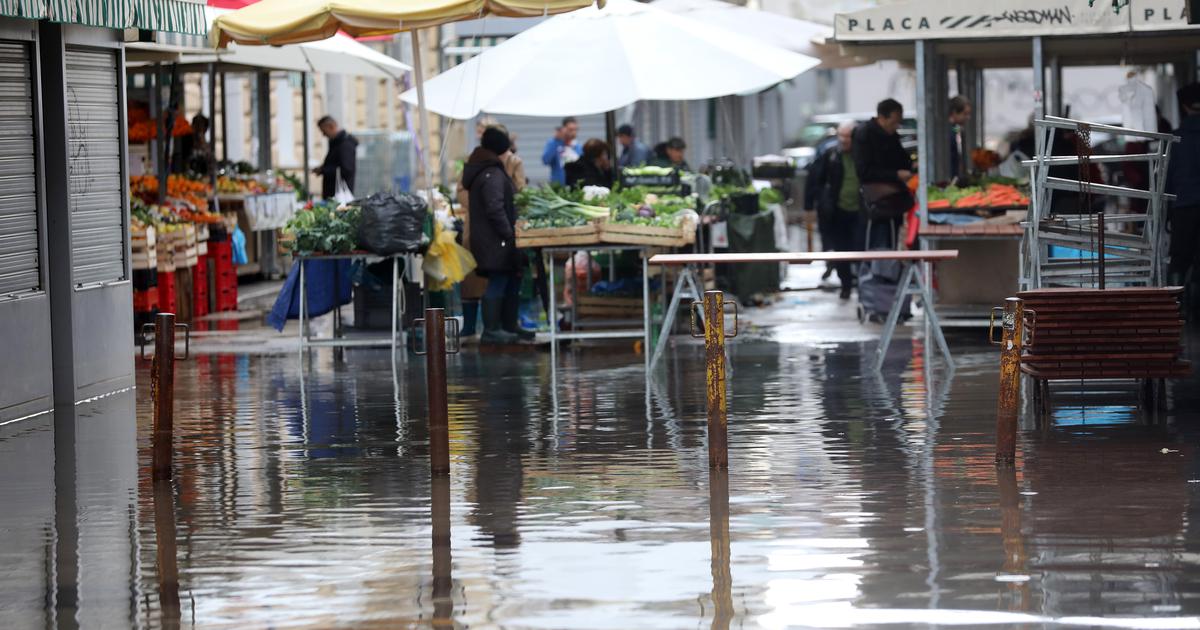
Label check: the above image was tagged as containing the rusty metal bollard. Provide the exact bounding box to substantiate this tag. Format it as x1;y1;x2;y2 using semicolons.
415;308;460;478
709;469;733;629
989;298;1025;465
141;313;189;481
692;290;738;470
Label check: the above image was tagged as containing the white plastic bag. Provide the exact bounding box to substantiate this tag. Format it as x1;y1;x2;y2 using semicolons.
333;171;355;205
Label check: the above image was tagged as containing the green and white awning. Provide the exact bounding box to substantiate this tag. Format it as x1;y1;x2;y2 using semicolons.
25;0;206;35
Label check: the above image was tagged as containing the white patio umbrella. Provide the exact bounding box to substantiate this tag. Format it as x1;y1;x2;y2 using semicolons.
398;0;819;120
651;0;857;67
125;7;411;79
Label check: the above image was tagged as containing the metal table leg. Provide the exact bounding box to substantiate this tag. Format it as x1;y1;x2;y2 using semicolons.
917;262;954;370
391;255;399;362
873;263;916;372
642;250;650;374
299;259;307;351
548;249;557;365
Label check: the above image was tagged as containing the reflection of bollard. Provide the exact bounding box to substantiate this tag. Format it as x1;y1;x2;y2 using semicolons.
990;298;1024;465
996;465;1030;611
431;475;453;628
152;480;181;628
692;290;737;470
709;469;733;630
416;308;459;478
141;313;189;481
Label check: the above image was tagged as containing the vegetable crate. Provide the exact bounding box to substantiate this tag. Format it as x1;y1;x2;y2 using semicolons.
516;222;602;248
576;295;643;319
598;221;695;247
132;226;157;271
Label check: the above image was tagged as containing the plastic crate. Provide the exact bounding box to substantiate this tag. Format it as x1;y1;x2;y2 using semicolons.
133;287;159;313
156;271;177;314
193;254;209;318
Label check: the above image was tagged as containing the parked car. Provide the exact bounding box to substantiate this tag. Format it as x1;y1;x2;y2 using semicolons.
782;112;917;169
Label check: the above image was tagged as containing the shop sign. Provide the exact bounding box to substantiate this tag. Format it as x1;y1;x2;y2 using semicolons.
835;0;1128;41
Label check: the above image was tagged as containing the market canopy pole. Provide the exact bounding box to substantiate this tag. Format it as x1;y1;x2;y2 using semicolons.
411;31;436;197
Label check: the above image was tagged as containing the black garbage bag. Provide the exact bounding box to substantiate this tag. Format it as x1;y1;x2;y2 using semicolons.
356;192;428;255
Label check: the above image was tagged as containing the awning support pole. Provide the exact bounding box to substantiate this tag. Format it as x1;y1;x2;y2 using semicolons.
411;30;436;196
301;71;311;200
1033;36;1046;120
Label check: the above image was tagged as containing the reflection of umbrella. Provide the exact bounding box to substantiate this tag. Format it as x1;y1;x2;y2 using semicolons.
651;0;858;68
127;8;411;79
397;0;819;119
211;0;600;191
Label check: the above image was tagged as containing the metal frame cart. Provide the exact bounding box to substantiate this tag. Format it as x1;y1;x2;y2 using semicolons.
297;253;408;357
545;244;652;372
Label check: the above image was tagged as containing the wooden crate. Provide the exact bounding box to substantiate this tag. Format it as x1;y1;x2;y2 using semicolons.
516;222;601;247
599;221;695;247
577;295;643;318
131;226;157;271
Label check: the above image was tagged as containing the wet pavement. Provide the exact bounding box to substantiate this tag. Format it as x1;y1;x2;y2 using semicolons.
5;268;1200;629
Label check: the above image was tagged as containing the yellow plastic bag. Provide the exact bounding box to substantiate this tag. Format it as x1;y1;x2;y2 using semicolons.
424;221;476;291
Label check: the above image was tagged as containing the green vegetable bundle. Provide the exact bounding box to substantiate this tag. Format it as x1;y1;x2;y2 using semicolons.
285;201;362;255
517;186;609;229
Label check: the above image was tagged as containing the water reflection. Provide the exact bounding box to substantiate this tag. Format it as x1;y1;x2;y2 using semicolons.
2;330;1200;627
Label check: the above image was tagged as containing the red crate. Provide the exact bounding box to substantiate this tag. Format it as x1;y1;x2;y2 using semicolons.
157;271;177;314
133;287;158;313
193;254;209;317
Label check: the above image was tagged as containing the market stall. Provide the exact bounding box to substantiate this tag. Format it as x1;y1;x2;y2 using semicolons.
124;8;411;329
831;0;1200;323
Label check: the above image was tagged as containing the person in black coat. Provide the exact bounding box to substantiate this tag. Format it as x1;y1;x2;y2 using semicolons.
314;115;358;199
565;138;613;188
852;99;913;249
463;127;530;344
807;121;865;299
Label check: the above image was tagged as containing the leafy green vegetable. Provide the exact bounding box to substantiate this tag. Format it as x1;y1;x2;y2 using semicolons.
284;201;361;255
517;186;609;228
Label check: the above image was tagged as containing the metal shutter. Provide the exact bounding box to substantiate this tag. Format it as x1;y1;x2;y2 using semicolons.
66;47;124;286
0;41;39;296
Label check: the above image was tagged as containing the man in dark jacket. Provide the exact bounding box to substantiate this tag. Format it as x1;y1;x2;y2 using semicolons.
1167;83;1200;287
852;98;912;249
463;127;529;344
314;116;358;199
807;121;864;299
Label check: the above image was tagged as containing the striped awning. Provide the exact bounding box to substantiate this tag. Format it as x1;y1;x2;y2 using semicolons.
36;0;206;35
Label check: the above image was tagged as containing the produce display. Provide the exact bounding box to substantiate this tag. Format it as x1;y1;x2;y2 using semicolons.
283;200;361;256
129;175;221;224
516;185;699;230
927;179;1029;210
217;175;270;195
127;103;193;143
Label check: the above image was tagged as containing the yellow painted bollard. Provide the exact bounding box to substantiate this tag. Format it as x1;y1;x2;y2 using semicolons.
692;290;737;470
991;298;1025;465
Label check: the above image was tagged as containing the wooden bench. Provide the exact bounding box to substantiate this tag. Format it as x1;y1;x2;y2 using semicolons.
1016;287;1190;410
647;250;960;372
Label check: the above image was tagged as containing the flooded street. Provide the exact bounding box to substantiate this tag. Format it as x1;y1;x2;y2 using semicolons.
5;289;1200;629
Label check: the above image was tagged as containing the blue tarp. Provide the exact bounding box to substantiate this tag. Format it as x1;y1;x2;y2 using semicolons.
267;260;353;332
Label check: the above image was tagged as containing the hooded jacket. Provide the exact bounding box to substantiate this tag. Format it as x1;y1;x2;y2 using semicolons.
851;118;910;184
463;147;518;275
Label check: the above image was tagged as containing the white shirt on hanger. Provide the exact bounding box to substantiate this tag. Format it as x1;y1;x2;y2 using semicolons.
1119;76;1157;133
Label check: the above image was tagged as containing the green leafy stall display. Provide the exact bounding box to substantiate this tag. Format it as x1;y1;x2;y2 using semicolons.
515;185;699;248
283;201;362;256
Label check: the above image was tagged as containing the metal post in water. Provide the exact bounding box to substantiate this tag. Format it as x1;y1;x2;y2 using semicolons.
425;308;450;477
152;480;181;628
152;312;176;481
994;298;1024;465
703;291;728;470
1097;210;1106;290
431;475;453;628
709;469;733;629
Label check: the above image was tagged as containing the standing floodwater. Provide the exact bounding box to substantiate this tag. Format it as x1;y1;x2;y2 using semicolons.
3;323;1200;628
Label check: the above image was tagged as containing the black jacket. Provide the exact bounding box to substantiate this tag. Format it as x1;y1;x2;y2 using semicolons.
1169;116;1200;208
320;130;358;199
463;148;518;275
852;119;911;184
565;159;613;188
804;143;850;217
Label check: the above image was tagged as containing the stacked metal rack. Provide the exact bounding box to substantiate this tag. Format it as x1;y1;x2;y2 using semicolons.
1021;116;1178;290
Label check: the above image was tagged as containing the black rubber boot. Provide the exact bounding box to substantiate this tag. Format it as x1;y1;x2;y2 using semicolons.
502;293;536;342
481;298;519;345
